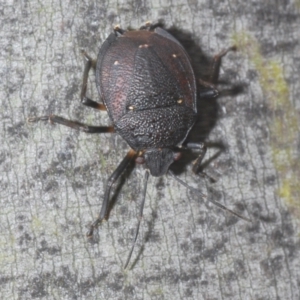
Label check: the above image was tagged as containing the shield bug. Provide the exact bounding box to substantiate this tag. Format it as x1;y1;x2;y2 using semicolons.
28;23;249;268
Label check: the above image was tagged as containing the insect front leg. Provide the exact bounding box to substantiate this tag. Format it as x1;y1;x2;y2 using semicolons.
185;142;227;182
208;46;237;84
183;142;207;174
198;46;237;99
80;50;106;111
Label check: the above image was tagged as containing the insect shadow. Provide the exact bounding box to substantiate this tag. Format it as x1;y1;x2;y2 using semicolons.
167;26;245;175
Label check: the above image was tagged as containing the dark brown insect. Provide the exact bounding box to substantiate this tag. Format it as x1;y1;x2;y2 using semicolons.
28;23;249;268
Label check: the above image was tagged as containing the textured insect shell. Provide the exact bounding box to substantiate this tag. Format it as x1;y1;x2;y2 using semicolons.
95;27;197;150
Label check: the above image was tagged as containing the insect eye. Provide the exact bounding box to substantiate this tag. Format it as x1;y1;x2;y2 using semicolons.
173;152;182;161
135;156;145;164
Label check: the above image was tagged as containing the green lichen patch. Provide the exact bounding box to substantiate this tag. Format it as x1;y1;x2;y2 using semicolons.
232;32;300;219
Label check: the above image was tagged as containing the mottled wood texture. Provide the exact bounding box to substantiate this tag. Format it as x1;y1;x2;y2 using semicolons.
1;1;299;299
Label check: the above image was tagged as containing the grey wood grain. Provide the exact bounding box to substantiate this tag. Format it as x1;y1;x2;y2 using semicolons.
1;1;299;299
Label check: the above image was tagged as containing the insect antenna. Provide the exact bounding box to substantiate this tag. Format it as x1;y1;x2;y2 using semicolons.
168;170;251;222
124;169;150;269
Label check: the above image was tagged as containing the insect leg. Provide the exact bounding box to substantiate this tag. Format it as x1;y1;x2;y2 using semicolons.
182;142;216;182
87;149;137;237
198;86;219;99
27;115;114;133
198;46;236;98
139;21;152;31
80;50;106;111
113;25;125;35
183;142;207;174
209;46;237;84
183;142;226;182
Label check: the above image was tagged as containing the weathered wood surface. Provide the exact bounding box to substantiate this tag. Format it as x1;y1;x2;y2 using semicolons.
1;1;299;299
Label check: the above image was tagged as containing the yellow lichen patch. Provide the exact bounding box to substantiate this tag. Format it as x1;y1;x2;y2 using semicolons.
232;32;300;219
